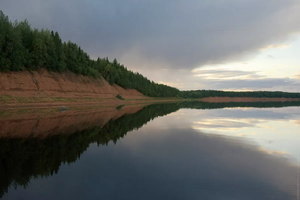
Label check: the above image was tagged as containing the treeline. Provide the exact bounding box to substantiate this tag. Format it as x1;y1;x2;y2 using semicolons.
1;11;300;98
0;11;180;97
181;90;300;99
178;101;300;109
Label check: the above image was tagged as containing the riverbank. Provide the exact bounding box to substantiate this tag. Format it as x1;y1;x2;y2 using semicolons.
0;69;178;108
0;96;181;109
1;95;300;109
0;68;147;100
1;69;299;108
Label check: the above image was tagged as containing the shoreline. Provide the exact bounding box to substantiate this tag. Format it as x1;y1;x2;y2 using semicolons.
0;97;181;109
199;97;300;103
1;96;300;109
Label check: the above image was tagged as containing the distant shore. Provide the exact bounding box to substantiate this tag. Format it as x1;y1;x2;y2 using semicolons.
199;97;300;103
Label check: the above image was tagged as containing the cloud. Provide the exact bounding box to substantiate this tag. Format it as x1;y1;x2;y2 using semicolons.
1;0;300;71
199;77;300;90
237;132;257;137
293;74;300;79
134;66;300;91
146;68;300;91
258;147;288;155
193;69;263;80
260;44;290;51
187;69;300;91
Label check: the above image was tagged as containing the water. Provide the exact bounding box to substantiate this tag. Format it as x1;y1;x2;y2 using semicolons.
0;102;299;199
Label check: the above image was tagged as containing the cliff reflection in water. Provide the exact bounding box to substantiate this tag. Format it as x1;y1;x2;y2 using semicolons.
0;101;299;199
0;103;179;198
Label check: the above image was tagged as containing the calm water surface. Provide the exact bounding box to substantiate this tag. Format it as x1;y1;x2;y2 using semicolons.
0;103;300;199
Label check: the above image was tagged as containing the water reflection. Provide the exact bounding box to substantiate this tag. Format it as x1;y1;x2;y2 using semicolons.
0;102;299;199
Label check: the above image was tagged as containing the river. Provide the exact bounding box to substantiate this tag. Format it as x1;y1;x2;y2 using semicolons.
0;102;299;199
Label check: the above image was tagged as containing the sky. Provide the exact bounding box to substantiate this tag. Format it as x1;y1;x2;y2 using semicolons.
1;0;300;91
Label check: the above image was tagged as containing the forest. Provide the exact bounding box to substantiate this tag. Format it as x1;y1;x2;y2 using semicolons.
1;10;300;98
180;90;300;98
0;11;180;97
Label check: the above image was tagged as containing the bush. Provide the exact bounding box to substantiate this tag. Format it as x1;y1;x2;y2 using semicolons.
116;94;125;100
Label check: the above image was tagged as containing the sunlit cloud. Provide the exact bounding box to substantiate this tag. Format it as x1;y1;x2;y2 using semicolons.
292;74;300;79
290;120;300;126
188;76;300;91
193;69;264;80
260;44;290;51
258;147;288;155
236;132;257;137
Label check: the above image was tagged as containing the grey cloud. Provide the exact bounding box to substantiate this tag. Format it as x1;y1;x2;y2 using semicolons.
137;67;300;91
188;68;300;91
1;0;300;70
204;78;300;90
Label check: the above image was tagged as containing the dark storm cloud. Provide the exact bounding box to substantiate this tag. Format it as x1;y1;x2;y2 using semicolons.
1;0;300;70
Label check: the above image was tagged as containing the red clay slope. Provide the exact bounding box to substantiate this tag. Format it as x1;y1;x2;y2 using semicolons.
0;69;146;99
